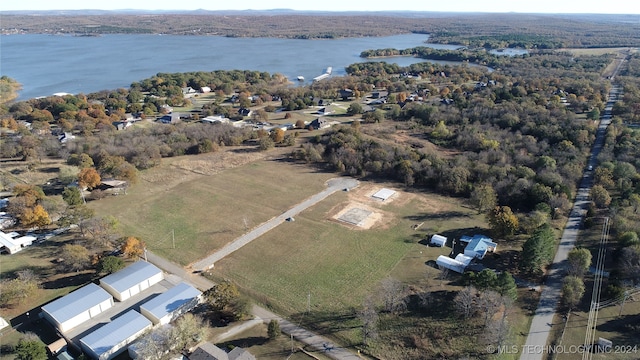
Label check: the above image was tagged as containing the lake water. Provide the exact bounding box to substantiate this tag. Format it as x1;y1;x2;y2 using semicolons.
0;33;462;100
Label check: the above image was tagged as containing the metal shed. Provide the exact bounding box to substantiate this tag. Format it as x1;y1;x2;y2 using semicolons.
80;310;152;360
430;234;447;247
99;261;164;301
372;188;396;201
41;283;114;333
140;282;202;325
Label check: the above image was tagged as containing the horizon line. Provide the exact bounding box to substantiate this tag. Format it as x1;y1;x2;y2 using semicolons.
0;9;638;15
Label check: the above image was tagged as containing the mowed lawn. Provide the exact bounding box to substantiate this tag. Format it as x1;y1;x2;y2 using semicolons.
211;184;486;319
92;153;337;266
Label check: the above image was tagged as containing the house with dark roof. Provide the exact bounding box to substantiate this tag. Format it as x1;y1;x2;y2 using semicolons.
157;113;181;124
339;89;354;100
237;108;253;117
308;117;330;130
189;342;229;360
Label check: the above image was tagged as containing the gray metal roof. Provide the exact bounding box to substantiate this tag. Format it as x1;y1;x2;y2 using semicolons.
140;282;201;320
100;261;162;293
80;310;152;358
41;283;112;325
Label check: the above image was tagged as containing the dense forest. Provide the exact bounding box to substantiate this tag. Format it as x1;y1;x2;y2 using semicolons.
3;12;640;48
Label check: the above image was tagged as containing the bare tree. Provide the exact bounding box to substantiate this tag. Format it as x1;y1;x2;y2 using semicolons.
378;277;407;313
358;295;379;346
454;286;477;319
478;290;503;328
133;326;173;360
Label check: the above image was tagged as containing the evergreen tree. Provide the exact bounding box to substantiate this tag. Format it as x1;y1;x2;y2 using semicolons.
268;319;280;339
520;224;556;275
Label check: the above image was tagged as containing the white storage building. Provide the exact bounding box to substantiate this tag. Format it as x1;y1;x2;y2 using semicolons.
41;283;114;333
80;310;152;360
436;254;474;274
100;261;164;301
0;231;36;254
140;282;202;325
430;234;447;247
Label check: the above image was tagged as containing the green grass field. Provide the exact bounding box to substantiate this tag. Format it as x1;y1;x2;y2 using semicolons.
92;154;337;266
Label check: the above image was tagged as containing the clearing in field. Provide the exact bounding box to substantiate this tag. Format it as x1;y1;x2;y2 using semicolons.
335;206;374;228
371;188;396;201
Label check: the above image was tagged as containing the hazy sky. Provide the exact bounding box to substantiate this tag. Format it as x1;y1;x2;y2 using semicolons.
1;0;638;14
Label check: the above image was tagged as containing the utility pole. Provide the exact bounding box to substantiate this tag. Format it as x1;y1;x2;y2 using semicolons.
307;291;311;313
619;291;629;317
172;229;175;249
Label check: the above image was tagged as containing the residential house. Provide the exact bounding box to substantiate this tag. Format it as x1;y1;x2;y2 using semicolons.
189;342;229;360
161;104;174;113
237;108;253;117
58;132;75;143
202;115;230;125
339;89;354;100
460;235;497;259
315;107;332;115
200;86;212;93
308;117;330;130
112;121;132;131
182;87;197;95
157;113;181;124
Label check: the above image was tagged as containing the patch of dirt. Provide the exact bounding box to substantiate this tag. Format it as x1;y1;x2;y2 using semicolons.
330;201;383;230
140;146;266;188
346;183;413;207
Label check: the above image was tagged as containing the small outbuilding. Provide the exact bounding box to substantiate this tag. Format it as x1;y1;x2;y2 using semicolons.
80;310;152;360
430;234;447;247
140;282;202;325
99;261;164;302
41;283;114;333
436;255;467;274
372;188;396;201
0;231;36;254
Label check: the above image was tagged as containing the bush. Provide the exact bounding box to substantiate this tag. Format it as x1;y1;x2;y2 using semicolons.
268;319;281;339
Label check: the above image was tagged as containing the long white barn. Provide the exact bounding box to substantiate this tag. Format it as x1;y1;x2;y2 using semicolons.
41;283;114;333
100;261;164;301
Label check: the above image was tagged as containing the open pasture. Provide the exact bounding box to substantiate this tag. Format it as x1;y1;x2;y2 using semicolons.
210;182;487;343
92;150;337;266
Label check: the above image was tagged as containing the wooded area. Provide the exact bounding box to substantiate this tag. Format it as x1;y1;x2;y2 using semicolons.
2;12;640;48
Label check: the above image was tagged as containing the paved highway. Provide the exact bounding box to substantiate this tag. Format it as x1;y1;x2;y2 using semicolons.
519;84;621;360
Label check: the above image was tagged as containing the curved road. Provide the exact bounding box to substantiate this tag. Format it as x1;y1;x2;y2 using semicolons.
519;84;621;360
191;177;359;271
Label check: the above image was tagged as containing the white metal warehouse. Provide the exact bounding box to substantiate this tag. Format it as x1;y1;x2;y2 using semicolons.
430;234;447;247
80;310;152;360
41;283;114;333
140;282;202;325
99;261;164;301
